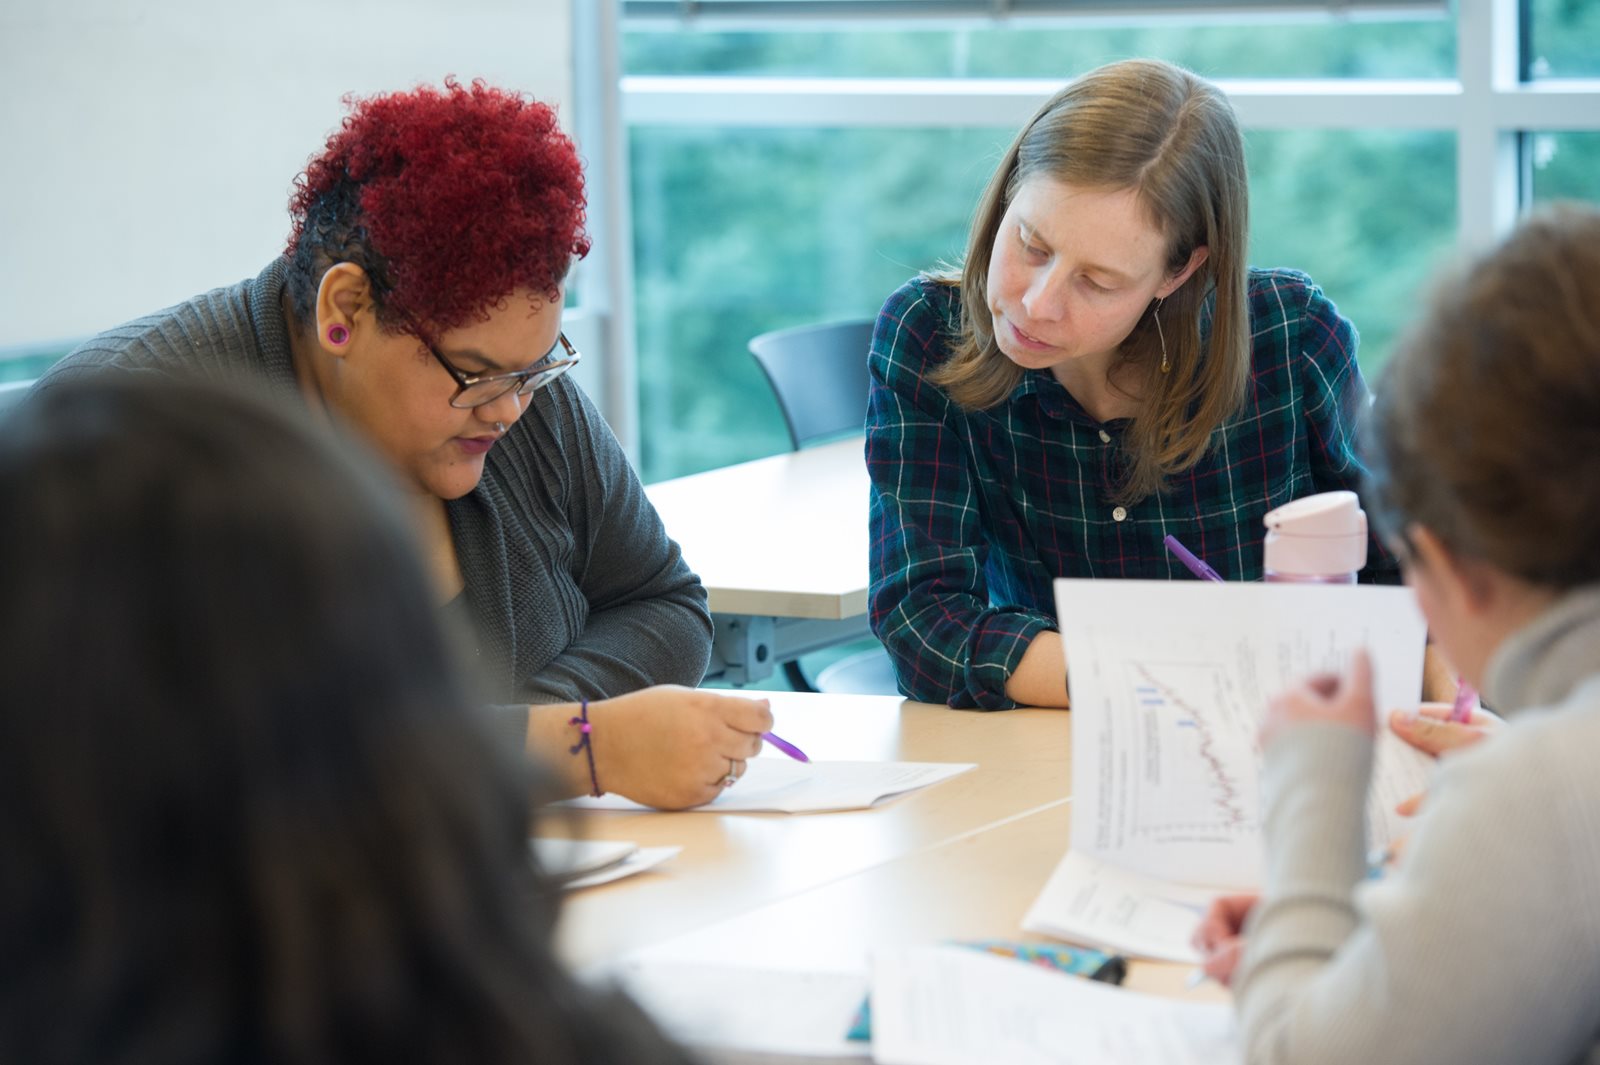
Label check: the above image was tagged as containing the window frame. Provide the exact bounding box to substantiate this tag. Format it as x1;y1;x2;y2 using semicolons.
589;0;1595;456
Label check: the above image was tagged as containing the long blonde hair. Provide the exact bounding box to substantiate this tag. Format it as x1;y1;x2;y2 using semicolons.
931;58;1250;505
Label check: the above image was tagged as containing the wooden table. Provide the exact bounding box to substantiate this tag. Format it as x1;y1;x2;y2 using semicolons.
644;440;871;685
550;691;1207;1003
552;690;1069;966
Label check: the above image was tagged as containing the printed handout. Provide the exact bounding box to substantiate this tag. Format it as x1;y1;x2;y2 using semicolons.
1024;580;1431;961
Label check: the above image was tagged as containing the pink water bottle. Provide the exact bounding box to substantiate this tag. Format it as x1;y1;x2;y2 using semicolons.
1262;490;1368;584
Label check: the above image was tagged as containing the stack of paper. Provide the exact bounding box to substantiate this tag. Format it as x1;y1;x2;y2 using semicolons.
871;947;1235;1065
1024;579;1432;962
612;948;1235;1064
611;960;870;1062
529;837;682;890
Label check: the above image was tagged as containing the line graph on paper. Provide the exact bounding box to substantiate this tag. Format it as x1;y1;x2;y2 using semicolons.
1121;661;1261;844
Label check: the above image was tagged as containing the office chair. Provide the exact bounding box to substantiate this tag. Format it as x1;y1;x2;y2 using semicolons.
748;320;875;450
746;319;901;696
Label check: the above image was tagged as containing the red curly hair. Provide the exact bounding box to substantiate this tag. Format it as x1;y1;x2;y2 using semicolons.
285;78;590;337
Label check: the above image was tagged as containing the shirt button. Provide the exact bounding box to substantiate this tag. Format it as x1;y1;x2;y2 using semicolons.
1098;429;1112;443
1112;506;1127;522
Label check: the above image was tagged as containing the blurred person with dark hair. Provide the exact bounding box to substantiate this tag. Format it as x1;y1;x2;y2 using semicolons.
37;79;769;810
0;377;698;1065
1194;204;1600;1063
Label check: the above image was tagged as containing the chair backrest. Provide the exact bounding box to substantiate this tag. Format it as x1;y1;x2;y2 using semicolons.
747;319;874;450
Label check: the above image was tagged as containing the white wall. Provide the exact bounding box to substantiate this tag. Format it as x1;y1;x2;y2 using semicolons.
0;0;573;347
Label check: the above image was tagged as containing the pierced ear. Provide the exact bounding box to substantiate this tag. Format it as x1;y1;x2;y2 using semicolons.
1157;246;1210;300
314;263;374;354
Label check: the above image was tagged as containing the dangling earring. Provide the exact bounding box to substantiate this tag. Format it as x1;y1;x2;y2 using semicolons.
1152;297;1170;374
495;421;506;434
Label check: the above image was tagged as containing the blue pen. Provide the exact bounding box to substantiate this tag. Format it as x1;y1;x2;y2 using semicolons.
1163;534;1225;582
762;731;810;763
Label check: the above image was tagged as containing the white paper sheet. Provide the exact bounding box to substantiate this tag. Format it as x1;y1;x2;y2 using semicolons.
559;760;975;813
530;838;682;889
563;846;682;890
1022;580;1431;959
870;946;1236;1065
612;960;869;1058
531;837;638;880
1022;851;1218;964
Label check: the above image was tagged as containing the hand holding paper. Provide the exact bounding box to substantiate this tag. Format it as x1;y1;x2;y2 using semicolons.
1192;893;1258;988
1024;580;1431;962
1260;648;1376;747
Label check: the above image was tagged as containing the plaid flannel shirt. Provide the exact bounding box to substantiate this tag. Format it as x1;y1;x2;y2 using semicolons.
866;270;1397;710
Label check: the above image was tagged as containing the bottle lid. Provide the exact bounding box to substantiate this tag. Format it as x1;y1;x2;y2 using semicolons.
1262;490;1368;578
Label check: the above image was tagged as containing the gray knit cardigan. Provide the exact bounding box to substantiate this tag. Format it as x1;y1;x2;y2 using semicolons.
37;260;713;737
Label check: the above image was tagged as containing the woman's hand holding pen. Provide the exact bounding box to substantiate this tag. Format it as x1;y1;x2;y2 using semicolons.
588;687;775;810
1386;701;1499;842
1401;644;1497;759
1389;702;1496;759
1193;893;1259;988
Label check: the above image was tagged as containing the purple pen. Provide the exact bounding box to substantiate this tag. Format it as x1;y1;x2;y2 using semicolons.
1163;534;1224;583
762;731;810;763
1449;678;1478;725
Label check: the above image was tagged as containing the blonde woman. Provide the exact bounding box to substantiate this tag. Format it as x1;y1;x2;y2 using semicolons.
866;58;1395;709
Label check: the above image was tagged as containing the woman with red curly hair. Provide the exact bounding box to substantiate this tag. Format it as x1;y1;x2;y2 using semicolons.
37;79;771;811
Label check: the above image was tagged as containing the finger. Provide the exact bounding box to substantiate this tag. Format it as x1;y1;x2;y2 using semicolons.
1203;939;1245;987
1194;914;1234;953
1217;893;1257;928
1388;834;1410;865
1389;709;1486;756
669;780;725;811
1412;704;1497;726
1303;671;1342;699
1194;894;1253;948
1193;910;1226;952
1345;648;1374;699
1395;790;1425;817
714;695;775;734
715;721;767;760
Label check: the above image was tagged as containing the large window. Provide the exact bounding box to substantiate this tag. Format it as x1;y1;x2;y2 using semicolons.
631;125;1001;478
625;19;1455;79
630;121;1459;481
623;7;1508;482
1530;133;1600;201
1528;0;1600;76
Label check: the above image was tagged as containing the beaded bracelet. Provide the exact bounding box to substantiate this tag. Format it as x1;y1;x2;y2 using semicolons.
568;699;602;797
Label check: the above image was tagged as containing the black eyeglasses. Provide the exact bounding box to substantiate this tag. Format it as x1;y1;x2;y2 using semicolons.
427;333;581;409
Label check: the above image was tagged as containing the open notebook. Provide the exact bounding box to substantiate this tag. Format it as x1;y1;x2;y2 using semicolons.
1023;579;1432;962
